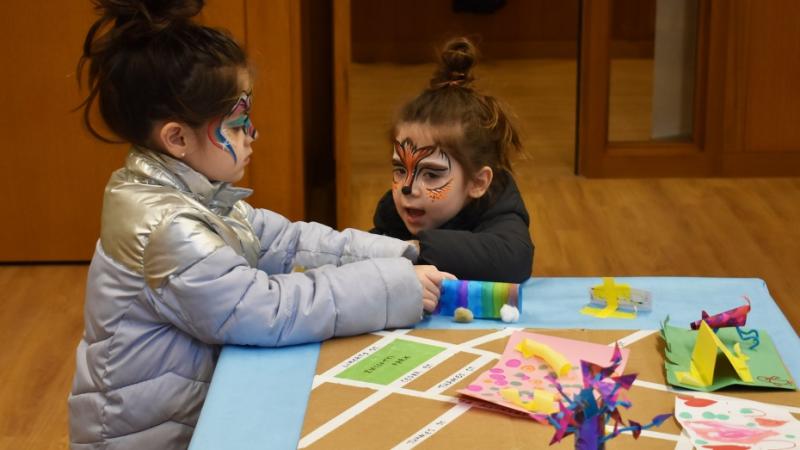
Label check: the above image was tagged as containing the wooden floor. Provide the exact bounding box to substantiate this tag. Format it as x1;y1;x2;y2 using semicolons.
2;59;799;448
1;265;86;449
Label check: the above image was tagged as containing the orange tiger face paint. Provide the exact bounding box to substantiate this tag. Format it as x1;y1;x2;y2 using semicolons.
390;123;473;235
392;138;438;195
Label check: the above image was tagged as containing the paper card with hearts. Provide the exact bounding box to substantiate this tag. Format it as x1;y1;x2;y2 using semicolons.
458;330;630;416
675;395;800;449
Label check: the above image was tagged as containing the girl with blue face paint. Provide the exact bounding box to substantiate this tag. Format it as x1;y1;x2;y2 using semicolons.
69;1;453;449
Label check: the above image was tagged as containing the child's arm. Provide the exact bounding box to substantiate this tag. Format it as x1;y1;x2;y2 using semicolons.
241;204;418;273
143;215;425;347
417;213;533;283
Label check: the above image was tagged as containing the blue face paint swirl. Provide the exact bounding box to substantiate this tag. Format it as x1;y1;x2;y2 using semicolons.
208;117;238;163
206;91;256;164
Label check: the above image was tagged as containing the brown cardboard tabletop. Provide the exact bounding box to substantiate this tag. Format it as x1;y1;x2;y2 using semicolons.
299;328;800;450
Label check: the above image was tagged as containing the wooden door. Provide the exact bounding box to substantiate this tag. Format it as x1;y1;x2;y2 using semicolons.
577;0;800;177
577;0;714;177
0;0;305;261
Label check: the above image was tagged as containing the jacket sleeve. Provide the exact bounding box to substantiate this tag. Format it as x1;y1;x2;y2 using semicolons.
243;205;418;273
416;213;534;283
143;215;423;347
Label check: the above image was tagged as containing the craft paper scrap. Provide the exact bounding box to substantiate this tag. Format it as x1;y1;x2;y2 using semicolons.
691;297;750;330
589;279;652;313
335;339;445;385
546;344;672;449
676;321;753;388
500;387;558;414
662;321;795;392
675;395;800;449
459;331;630;416
581;277;638;319
515;338;572;377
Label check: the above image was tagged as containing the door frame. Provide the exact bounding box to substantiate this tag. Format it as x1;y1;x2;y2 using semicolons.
576;0;717;177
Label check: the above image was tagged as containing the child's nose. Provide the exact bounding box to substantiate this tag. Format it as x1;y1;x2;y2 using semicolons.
401;181;421;197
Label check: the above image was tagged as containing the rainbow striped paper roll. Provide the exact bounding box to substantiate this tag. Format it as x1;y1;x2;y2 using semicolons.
437;279;521;319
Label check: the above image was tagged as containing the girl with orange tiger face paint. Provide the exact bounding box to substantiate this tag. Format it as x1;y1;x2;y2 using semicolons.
391;122;474;235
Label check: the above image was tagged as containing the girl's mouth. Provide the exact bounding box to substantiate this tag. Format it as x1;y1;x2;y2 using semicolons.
405;208;425;219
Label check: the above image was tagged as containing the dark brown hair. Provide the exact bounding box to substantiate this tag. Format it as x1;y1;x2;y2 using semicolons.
77;0;248;147
393;37;522;197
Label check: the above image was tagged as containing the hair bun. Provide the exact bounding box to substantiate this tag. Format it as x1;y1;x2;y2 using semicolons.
97;0;203;28
431;37;477;89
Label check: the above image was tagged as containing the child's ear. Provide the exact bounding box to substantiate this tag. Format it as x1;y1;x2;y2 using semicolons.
467;166;493;198
158;121;192;159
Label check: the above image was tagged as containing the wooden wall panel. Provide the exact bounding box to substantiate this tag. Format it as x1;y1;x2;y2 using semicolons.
740;0;800;153
350;0;584;62
1;2;129;261
245;0;305;220
349;0;657;62
0;0;305;261
716;0;800;175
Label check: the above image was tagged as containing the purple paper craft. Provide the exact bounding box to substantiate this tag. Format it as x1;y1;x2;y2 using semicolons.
690;296;750;330
545;343;672;450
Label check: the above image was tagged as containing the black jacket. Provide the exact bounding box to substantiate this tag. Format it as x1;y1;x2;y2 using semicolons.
371;172;534;283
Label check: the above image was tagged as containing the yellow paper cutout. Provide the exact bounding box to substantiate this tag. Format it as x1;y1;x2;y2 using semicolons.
581;277;637;319
499;388;557;414
676;321;753;388
515;338;572;377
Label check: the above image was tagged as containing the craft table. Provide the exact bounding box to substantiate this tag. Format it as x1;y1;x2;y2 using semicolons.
189;277;800;450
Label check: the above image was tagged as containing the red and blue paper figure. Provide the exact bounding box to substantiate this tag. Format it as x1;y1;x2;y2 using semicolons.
437;279;521;322
690;297;760;350
544;343;672;450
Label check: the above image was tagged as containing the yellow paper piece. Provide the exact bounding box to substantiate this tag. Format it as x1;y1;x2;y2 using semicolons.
499;388;557;414
580;305;637;319
515;338;572;377
676;321;753;388
581;277;637;319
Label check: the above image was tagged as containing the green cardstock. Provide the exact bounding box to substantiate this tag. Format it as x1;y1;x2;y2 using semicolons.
661;323;796;392
336;339;446;385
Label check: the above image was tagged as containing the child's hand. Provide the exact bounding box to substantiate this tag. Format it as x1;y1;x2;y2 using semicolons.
414;265;457;313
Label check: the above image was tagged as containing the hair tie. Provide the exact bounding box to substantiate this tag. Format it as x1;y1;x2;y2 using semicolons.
435;72;468;89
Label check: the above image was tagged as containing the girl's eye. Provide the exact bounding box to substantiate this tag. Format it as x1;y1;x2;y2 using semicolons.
392;166;406;175
422;170;442;180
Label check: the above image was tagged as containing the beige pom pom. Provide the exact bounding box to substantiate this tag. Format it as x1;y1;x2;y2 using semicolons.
454;307;474;323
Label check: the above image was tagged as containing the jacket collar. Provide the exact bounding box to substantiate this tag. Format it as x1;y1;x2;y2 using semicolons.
126;146;253;212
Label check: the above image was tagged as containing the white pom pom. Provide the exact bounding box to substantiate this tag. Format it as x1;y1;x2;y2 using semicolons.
500;304;520;323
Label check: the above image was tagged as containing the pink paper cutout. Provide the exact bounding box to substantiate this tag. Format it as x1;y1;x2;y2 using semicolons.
459;331;631;416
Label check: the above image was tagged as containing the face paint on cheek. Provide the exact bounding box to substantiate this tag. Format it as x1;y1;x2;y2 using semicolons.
426;178;453;201
206;118;238;163
209;90;257;164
